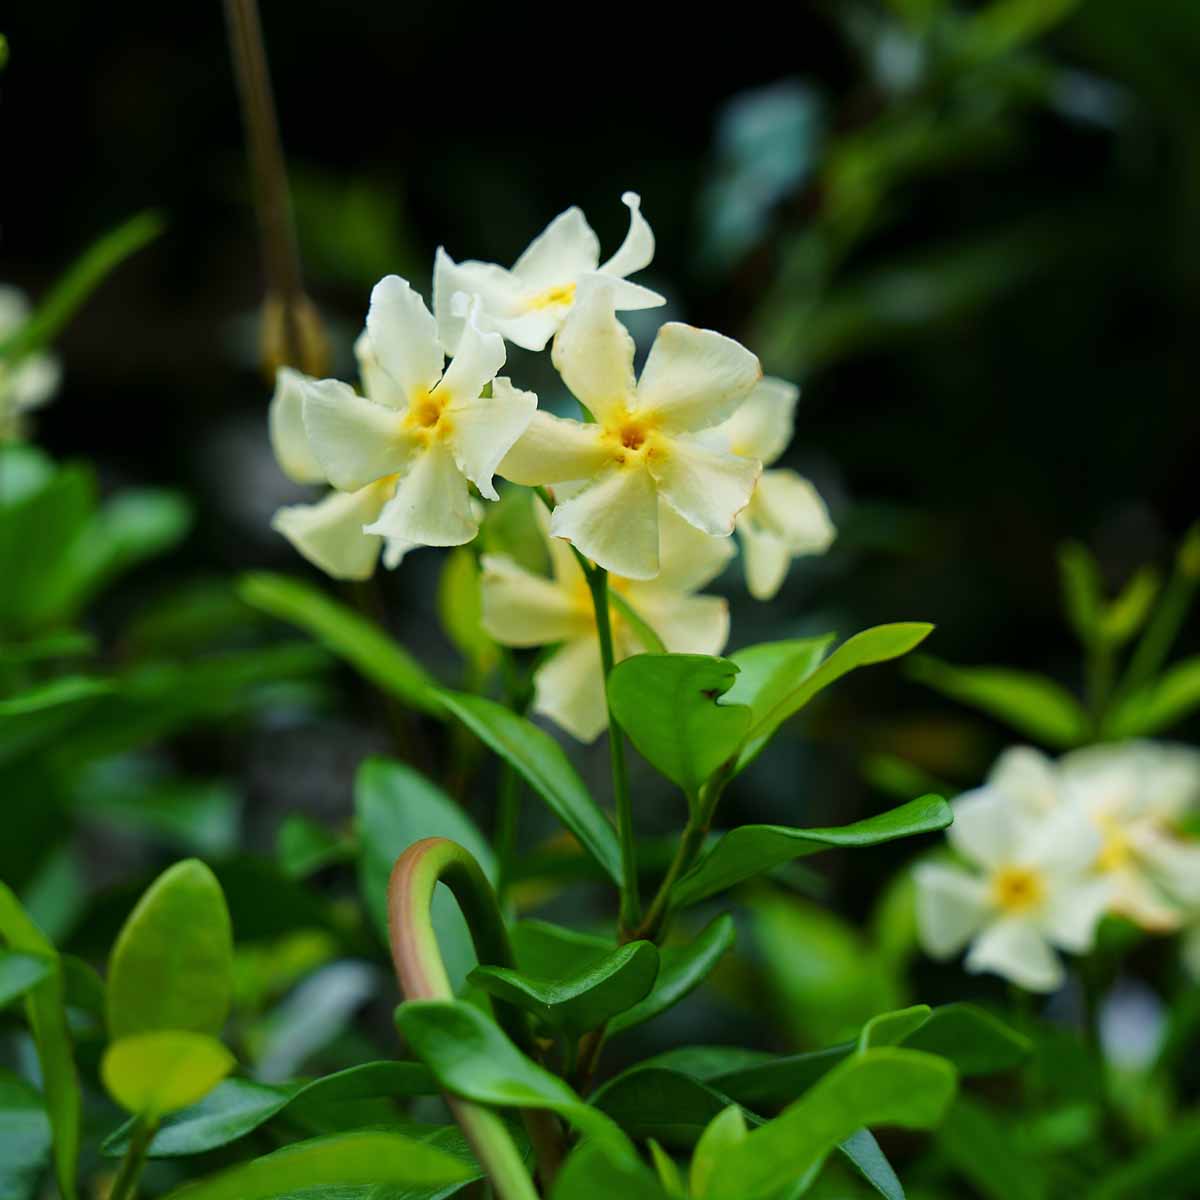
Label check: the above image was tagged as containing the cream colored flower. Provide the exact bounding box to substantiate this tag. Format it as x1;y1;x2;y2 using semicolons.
300;276;536;550
481;496;732;741
1060;741;1200;932
709;376;834;600
434;193;664;353
0;286;61;442
915;748;1110;992
498;281;761;580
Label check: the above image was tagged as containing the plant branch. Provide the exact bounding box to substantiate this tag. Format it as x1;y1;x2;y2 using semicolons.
108;1116;156;1200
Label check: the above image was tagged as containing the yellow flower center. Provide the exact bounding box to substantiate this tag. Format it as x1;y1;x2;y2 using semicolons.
526;282;577;311
991;865;1045;915
404;392;452;439
1095;815;1133;872
601;410;663;467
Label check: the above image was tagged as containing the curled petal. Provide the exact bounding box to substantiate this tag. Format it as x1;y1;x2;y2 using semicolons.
480;554;591;647
433;248;523;354
649;433;760;537
965;918;1064;992
533;636;608;743
365;275;445;403
272;483;390;581
551;280;637;423
512;207;600;289
602;276;667;313
435;302;506;415
303;378;416;492
717;376;800;465
364;442;478;547
550;463;660;580
497;410;610;486
635;323;761;433
269;367;324;483
599;192;656;279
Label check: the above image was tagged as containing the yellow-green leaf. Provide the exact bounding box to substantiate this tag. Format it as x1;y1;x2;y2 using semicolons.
103;1031;234;1117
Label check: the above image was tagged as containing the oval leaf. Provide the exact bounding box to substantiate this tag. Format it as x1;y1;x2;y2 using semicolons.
102;1031;234;1117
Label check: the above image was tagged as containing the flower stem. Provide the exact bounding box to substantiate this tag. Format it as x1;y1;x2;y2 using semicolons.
495;762;521;900
388;838;561;1195
586;568;640;935
109;1116;156;1200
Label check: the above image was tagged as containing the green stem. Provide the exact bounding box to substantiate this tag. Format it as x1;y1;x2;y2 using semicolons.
495;763;521;901
1086;639;1115;733
109;1116;156;1200
388;838;560;1197
586;568;640;935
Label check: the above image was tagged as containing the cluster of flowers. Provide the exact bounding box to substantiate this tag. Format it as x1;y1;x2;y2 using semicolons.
0;286;60;442
916;741;1200;991
269;194;835;740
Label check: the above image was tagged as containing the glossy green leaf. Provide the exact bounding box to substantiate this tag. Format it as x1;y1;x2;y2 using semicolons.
0;951;51;1008
837;1128;904;1200
356;758;495;991
437;548;498;672
1058;541;1103;643
1105;656;1200;737
609;914;736;1034
1100;565;1161;645
509;920;613;979
593;1068;754;1150
470;940;658;1034
0;1069;51;1200
648;1139;686;1197
435;691;622;884
239;571;440;715
0;629;95;667
691;1105;747;1197
551;1141;670;1200
396;999;632;1157
936;1094;1046;1200
706;1049;956;1199
608;655;750;798
102;1031;234;1118
858;1004;931;1052
161;1130;475;1200
724;637;834;729
102;1060;436;1158
904;1003;1031;1075
907;656;1089;747
0;676;112;767
0;882;79;1200
673;795;951;907
107;858;234;1039
738;624;934;769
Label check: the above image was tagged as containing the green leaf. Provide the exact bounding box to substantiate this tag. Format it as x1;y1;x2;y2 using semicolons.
1058;541;1103;644
160;1131;475;1200
609;914;736;1035
0;629;96;667
1099;566;1160;645
0;1069;51;1200
102;1031;234;1118
435;691;622;885
102;1061;436;1158
551;1141;671;1200
706;1049;956;1199
437;548;497;673
1089;1109;1200;1200
904;1004;1031;1075
0;951;51;1008
691;1105;747;1197
857;1005;931;1052
509;919;613;976
0;211;164;364
239;571;440;715
0;882;79;1200
1105;656;1200;737
649;1139;686;1197
608;655;751;798
107;859;234;1039
396;999;632;1158
907;656;1089;748
276;814;353;880
738;624;934;769
0;677;113;767
837;1128;904;1200
936;1093;1047;1200
470;940;659;1034
356;758;495;991
724;637;834;730
673;795;951;907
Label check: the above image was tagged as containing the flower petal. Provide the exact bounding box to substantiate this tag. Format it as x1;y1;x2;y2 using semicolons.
533;636;609;743
433;248;523;353
990;745;1059;816
272;483;390;581
303;378;416;492
434;303;506;412
599;192;656;279
748;470;836;552
444;377;536;501
965;918;1064;992
735;516;792;601
635;323;761;433
651;501;735;592
512;207;600;289
649;432;761;537
497;411;610;486
269;367;324;483
717;376;799;464
913;862;990;958
365;275;445;403
551;280;637;424
1039;877;1111;953
603;277;667;313
364;442;478;547
550;463;659;579
627;590;729;656
354;330;407;409
480;553;591;647
948;786;1020;870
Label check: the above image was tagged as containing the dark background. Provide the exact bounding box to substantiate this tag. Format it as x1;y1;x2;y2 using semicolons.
4;0;1199;1018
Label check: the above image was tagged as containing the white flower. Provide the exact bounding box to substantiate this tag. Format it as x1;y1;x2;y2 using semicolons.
0;286;61;442
481;496;732;742
299;276;536;550
710;376;835;599
434;192;665;353
1060;741;1200;932
497;281;762;580
915;747;1111;991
